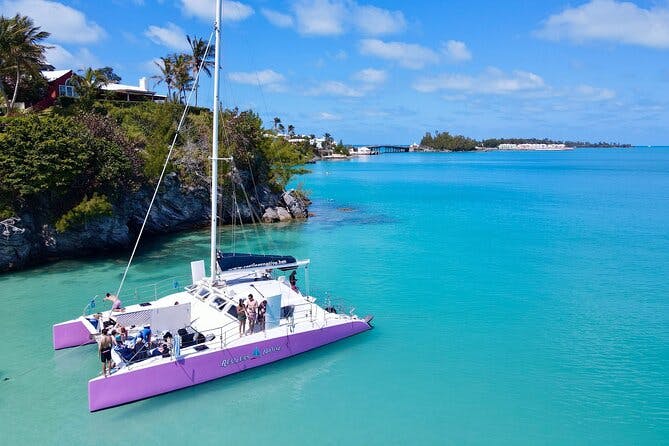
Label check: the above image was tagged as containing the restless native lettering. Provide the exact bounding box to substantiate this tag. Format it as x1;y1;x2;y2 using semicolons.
221;345;281;367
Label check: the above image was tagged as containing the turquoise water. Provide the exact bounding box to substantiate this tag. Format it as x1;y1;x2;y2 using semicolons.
1;148;668;444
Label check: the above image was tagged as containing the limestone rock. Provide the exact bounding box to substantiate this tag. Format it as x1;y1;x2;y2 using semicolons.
276;207;292;222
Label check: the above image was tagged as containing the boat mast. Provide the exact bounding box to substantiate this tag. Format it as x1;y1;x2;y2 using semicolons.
210;0;222;282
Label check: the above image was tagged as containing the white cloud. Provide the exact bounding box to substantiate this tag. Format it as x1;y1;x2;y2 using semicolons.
572;84;616;101
145;23;190;51
293;0;346;35
291;0;405;36
44;44;99;70
0;0;105;43
359;39;439;69
413;68;545;94
353;68;387;84
318;112;342;120
536;0;669;49
228;69;286;91
442;40;472;62
307;80;363;97
261;8;294;28
352;4;406;35
181;0;254;22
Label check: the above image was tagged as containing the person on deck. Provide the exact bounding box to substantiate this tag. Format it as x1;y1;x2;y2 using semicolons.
138;326;152;345
237;300;247;336
257;300;267;332
99;328;115;377
104;293;125;312
246;294;258;334
289;271;297;291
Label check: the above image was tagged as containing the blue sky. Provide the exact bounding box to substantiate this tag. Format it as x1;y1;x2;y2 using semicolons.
2;0;669;144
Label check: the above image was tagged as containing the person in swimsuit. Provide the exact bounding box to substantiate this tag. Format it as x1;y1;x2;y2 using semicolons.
99;328;115;377
104;293;125;312
237;300;246;336
246;294;258;334
257;300;267;332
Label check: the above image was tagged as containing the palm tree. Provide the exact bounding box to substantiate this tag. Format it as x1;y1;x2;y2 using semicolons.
187;35;214;106
273;117;281;131
0;14;50;111
171;53;193;104
287;124;295;137
152;56;175;99
70;67;108;110
278;123;285;134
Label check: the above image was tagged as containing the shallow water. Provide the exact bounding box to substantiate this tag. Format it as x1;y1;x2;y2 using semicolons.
1;148;668;444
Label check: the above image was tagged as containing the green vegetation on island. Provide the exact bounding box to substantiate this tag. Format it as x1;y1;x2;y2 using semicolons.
420;131;631;151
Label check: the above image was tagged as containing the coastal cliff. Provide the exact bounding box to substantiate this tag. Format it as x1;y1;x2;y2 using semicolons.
0;104;312;273
0;173;309;272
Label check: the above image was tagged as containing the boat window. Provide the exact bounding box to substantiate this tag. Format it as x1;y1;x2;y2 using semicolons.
196;287;210;300
227;305;239;318
210;297;226;311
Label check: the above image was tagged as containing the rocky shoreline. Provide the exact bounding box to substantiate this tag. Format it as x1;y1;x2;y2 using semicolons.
0;173;309;273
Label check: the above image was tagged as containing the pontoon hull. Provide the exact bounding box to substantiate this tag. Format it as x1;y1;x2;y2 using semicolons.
88;319;371;411
53;318;94;350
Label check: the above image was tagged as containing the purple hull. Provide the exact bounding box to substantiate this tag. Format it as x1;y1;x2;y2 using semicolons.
53;319;95;350
89;320;370;411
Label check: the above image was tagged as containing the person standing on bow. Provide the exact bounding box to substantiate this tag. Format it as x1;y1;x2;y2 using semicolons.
246;294;258;334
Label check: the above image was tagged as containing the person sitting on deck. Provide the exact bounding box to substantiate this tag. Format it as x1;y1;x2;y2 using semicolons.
115;325;128;342
246;294;258;334
138;326;152;344
104;293;125;312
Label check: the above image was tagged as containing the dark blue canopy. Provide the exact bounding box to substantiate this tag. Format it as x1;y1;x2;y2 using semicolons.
217;252;297;272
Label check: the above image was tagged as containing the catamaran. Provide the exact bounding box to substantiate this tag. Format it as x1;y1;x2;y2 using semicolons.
51;0;372;412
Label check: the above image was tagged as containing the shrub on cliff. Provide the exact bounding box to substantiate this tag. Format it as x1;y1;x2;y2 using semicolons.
54;193;113;232
0;114;136;217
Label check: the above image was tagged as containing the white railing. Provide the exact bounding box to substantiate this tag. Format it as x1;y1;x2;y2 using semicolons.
120;274;193;306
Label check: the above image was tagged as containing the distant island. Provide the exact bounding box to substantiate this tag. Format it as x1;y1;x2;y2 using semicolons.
419;131;632;152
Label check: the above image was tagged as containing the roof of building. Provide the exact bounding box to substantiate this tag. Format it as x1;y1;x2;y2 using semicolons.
41;70;72;82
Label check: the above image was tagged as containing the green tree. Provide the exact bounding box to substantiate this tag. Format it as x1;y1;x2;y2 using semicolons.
171;53;193;103
96;66;121;84
0;14;50;111
187;35;214;106
287;124;295;136
152;56;175;99
70;67;108;111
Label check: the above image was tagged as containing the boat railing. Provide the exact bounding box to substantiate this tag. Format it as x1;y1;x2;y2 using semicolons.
318;292;357;320
120;275;193;306
185;301;316;353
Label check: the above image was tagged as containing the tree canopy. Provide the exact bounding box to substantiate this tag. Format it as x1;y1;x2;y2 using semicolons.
0;14;50;111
